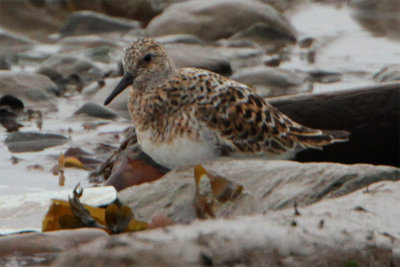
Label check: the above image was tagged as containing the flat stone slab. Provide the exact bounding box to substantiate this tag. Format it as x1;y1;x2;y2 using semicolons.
119;159;400;223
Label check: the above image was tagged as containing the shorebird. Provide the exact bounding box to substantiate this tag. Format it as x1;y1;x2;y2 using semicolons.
104;38;348;169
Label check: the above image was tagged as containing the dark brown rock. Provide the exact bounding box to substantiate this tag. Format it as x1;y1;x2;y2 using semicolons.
270;82;400;166
104;157;164;191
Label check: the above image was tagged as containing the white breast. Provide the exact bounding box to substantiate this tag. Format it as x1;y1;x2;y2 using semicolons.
136;129;219;169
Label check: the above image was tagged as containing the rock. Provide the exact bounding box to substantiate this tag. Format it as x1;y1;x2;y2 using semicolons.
42;0;185;26
84;77;131;118
155;34;204;45
37;55;103;86
298;37;315;48
5;131;69;152
351;0;400;40
0;94;24;110
118;160;400;223
83;46;112;63
64;147;103;170
165;44;232;76
0;0;63;42
308;69;342;83
146;0;297;42
230;22;296;52
60;11;141;36
0;71;59;103
100;0;160;25
104;157;164;191
214;43;265;70
264;56;281;67
0;228;108;266
270;82;400;166
89;129;169;183
59;35;123;52
53;180;400;266
0;57;11;70
231;66;311;97
259;0;304;12
75;102;117;119
0;29;37;47
0;29;37;56
0;107;21;132
373;65;400;82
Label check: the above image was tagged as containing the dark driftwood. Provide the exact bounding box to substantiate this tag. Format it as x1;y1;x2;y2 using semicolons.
270;82;400;167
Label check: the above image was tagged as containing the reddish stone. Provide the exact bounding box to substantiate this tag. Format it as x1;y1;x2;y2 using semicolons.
105;158;164;191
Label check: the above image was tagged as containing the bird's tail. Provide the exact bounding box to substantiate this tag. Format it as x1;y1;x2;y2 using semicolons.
288;125;349;149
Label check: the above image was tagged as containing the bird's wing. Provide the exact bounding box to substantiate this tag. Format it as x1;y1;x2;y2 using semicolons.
190;72;301;155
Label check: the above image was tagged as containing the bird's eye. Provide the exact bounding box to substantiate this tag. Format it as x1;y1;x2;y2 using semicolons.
143;54;152;62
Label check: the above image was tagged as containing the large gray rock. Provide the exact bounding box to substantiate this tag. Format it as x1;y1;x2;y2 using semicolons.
0;71;59;103
146;0;297;41
53;179;400;266
231;66;311;97
60;11;140;36
165;44;232;76
119;160;400;222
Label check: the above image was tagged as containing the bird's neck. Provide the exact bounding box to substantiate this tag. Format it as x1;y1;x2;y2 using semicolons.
128;83;169;133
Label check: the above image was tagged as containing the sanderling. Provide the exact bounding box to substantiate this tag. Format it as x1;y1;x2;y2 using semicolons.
104;38;348;169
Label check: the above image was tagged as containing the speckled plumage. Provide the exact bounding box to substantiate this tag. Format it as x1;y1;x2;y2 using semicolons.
105;39;349;169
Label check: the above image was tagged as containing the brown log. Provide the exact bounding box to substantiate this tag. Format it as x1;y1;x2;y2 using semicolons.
270;82;400;166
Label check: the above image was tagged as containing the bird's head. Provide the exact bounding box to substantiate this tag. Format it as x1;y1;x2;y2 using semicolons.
104;38;174;105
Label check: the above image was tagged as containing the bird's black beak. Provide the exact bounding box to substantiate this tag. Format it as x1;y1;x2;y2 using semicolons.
104;72;134;105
